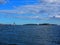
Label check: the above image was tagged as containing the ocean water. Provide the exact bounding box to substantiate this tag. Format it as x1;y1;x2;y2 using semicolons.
0;25;60;45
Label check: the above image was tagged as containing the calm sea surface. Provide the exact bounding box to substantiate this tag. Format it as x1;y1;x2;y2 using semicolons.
0;25;60;45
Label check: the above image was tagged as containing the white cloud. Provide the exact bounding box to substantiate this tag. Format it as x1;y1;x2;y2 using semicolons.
49;14;60;19
41;0;60;4
0;0;8;4
15;16;50;20
55;15;60;18
0;10;26;14
43;0;57;3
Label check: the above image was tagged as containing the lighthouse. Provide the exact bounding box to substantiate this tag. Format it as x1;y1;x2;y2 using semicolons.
13;22;16;25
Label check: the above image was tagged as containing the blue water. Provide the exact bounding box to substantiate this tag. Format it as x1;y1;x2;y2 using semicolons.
0;25;60;45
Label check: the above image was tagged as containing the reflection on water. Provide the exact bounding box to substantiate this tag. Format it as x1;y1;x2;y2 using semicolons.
0;25;60;45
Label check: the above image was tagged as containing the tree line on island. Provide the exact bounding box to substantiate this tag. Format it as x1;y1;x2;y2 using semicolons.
0;23;58;26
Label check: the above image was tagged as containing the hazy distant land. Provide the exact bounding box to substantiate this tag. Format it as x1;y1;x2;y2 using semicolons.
0;23;58;26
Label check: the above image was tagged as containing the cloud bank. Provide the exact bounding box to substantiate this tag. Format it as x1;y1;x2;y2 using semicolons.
0;0;60;20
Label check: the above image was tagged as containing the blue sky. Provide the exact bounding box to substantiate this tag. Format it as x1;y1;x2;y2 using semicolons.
0;0;60;25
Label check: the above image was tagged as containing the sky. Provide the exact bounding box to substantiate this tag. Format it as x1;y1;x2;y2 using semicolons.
0;0;60;25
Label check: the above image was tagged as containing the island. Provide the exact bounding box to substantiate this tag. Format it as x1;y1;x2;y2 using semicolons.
23;23;58;26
